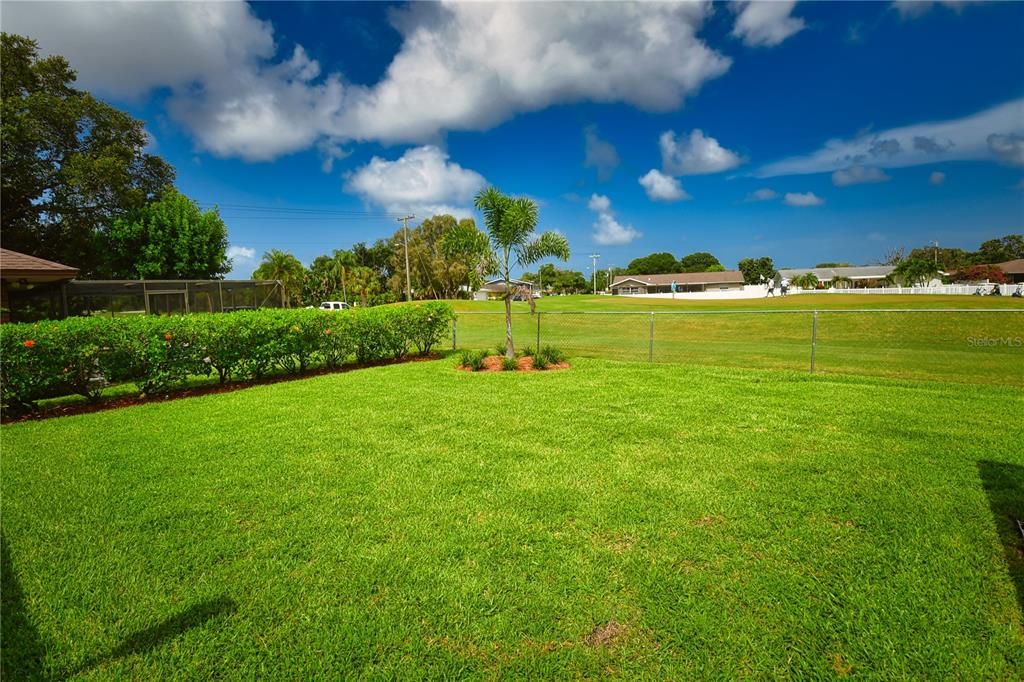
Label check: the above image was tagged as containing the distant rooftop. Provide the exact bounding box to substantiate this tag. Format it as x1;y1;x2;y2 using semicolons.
611;271;744;287
777;265;895;281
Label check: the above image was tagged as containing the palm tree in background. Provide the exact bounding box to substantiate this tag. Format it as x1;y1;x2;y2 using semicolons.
253;249;304;306
347;266;380;307
474;187;570;358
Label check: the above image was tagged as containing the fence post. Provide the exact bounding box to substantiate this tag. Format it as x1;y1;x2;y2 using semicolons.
452;315;458;350
648;312;654;362
536;312;541;350
810;310;818;374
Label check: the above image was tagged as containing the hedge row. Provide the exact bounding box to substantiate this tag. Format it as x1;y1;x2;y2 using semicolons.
0;302;453;413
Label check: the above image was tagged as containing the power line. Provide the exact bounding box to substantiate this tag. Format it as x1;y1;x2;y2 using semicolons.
196;202;408;218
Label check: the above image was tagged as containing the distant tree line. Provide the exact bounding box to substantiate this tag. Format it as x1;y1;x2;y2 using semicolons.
886;234;1022;285
624;251;725;275
253;215;498;307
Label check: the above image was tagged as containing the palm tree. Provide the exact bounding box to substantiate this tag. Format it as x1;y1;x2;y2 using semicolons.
253;249;304;306
474;187;570;358
346;266;380;307
794;273;819;290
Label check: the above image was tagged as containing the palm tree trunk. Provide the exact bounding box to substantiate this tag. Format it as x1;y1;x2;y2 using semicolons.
501;258;514;358
504;292;515;359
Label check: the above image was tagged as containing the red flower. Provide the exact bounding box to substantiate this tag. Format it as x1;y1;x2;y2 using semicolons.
23;339;35;348
164;332;173;341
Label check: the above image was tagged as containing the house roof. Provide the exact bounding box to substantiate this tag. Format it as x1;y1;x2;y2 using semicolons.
0;248;79;282
997;258;1024;275
611;271;744;287
777;265;894;281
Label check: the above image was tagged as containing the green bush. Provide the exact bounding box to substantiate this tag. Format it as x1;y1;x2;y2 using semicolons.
495;341;508;356
0;302;454;414
531;353;548;370
458;349;488;372
538;345;567;366
407;302;454;355
518;346;535;358
501;356;518;372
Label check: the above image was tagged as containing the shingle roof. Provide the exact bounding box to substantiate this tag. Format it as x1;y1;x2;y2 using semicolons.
997;258;1024;275
611;271;744;287
0;248;79;277
777;265;894;281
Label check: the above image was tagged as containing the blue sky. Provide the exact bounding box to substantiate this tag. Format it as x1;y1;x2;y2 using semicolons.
6;1;1023;275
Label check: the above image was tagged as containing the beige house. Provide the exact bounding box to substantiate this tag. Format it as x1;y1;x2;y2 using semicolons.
610;271;745;295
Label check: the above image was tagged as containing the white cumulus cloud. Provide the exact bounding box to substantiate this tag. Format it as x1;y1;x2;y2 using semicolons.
660;129;744;175
987;133;1024;167
731;0;806;47
745;188;779;202
832;165;891;187
344;146;486;218
227;245;256;261
3;2;733;161
639;170;691;202
892;1;984;19
588;194;641;246
227;245;257;277
784;192;825;207
757;98;1024;177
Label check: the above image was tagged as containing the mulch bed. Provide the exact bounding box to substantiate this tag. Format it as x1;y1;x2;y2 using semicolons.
2;353;442;424
458;355;570;373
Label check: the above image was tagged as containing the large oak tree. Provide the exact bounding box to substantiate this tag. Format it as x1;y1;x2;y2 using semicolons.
1;33;175;275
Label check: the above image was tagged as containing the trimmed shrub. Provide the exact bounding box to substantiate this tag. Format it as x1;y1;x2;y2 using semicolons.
407;302;454;355
501;356;518;372
0;302;454;414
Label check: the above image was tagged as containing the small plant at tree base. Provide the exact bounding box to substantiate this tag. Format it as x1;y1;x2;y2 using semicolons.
519;346;535;358
468;350;489;371
501;356;518;372
538;345;566;365
495;341;508;356
457;350;475;369
531;353;549;370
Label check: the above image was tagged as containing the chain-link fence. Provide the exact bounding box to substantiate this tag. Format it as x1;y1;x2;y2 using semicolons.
452;310;1024;386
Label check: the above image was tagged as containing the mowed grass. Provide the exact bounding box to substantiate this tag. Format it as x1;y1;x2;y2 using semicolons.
2;358;1023;678
451;295;1024;385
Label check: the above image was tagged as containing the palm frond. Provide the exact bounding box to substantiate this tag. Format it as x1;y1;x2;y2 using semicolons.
517;231;570;268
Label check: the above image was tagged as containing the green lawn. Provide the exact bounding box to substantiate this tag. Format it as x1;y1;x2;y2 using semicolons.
451;295;1024;385
3;358;1022;678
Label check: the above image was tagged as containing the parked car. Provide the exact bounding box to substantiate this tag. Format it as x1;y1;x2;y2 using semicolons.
319;301;350;310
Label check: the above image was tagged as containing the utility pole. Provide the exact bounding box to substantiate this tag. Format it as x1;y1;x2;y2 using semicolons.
397;215;415;302
606;265;615;293
931;240;939;267
589;253;601;295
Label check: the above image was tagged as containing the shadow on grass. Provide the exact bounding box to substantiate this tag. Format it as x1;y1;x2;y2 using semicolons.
1;534;48;680
978;460;1024;618
3;533;235;678
71;596;237;676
